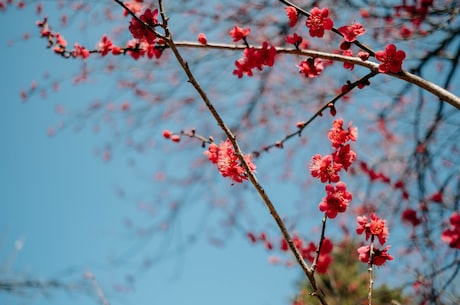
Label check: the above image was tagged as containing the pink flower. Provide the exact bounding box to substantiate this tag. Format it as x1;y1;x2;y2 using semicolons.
129;8;158;44
328;119;357;148
73;43;90;59
358;245;393;266
198;33;207;44
123;1;144;17
305;7;334;38
342;49;354;70
332;144;356;171
309;154;342;183
233;42;277;78
375;43;406;73
286;33;303;46
126;40;146;60
318;182;352;218
229;26;250;42
285;6;298;27
338;23;366;42
356;213;389;245
97;35;113;56
441;212;460;249
298;58;324;78
204;139;256;184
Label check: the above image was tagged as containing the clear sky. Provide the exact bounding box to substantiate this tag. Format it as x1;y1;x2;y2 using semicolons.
0;4;302;305
2;2;458;305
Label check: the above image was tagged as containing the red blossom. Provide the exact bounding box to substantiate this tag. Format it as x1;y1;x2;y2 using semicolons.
73;43;90;59
358;51;370;61
309;154;342;183
298;58;324;78
229;26;250;42
126;39;146;60
342;49;354;70
319;182;352;218
146;43;162;59
338;22;366;42
357;245;393;266
356;213;389;245
198;33;207;44
441;212;460;249
305;7;334;38
332;144;356;171
286;33;302;46
162;130;172;139
375;43;406;73
97;35;113;56
233;42;277;78
401;208;422;226
285;6;298;27
124;1;144;17
129;8;158;44
204;139;256;184
328;119;358;148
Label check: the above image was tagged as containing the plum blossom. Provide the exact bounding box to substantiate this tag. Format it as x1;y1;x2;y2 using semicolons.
309;154;342;183
318;182;352;218
375;43;406;73
358;245;393;266
298;58;324;78
204;139;256;184
285;6;298;27
229;26;250;42
356;213;389;245
128;8;158;44
441;212;460;249
338;22;366;42
305;7;334;38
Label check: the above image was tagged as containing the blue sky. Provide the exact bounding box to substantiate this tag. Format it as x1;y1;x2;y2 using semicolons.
2;2;459;305
0;4;302;305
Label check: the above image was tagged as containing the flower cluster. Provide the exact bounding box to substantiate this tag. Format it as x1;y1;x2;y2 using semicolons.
308;119;357;218
233;41;277;78
441;212;460;249
356;213;393;266
128;8;159;44
204;139;256;184
36;18;164;61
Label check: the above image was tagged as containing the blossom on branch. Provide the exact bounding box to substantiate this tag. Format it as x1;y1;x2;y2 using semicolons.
129;8;159;44
72;43;90;59
309;154;342;183
318;182;352;218
338;22;366;42
285;6;298;27
357;245;393;266
298;58;324;78
305;7;334;38
204;139;256;184
229;26;250;42
375;43;406;73
233;42;277;78
328;119;358;149
441;212;460;249
356;213;389;245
